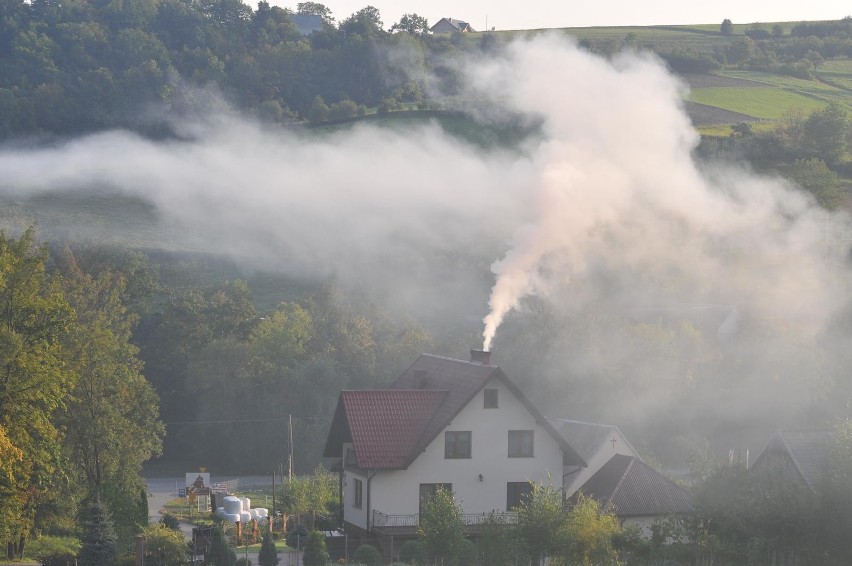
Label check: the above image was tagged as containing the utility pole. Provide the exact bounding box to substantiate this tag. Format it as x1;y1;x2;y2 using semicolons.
288;414;293;481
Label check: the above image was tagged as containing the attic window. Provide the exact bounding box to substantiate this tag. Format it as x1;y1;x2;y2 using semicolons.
484;389;498;408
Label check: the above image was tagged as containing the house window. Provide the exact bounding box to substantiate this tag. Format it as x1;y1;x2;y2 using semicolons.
353;478;363;509
484;388;498;408
506;482;533;510
508;430;534;458
419;483;452;516
445;431;472;459
345;447;357;468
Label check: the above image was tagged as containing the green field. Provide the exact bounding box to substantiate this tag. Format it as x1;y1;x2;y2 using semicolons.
688;86;829;119
818;59;852;90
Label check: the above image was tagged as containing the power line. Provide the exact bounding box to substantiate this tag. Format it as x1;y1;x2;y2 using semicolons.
165;416;331;425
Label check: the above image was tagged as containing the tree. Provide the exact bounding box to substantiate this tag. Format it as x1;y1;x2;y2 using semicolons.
56;251;164;550
516;482;565;565
417;487;465;564
721;18;733;35
307;94;328;123
258;528;278;566
141;523;188;566
390;13;428;35
301;531;328;566
562;494;619;565
339;5;383;37
210;523;236;566
0;228;75;558
351;543;380;565
784;158;843;209
77;503;117;566
478;512;517;566
801;102;848;165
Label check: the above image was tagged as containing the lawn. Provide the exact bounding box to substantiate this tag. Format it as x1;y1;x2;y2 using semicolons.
687;87;828;119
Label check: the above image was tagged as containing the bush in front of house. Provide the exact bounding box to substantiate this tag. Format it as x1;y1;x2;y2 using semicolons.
302;531;329;566
457;539;476;566
399;540;426;565
351;543;381;566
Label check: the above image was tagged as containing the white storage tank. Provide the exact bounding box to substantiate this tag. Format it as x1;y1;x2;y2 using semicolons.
240;497;251;510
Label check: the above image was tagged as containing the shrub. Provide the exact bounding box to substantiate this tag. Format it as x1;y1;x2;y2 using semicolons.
160;513;181;531
286;524;309;549
302;531;328;566
236;559;251;566
399;539;426;564
352;543;381;566
457;539;476;566
38;552;79;566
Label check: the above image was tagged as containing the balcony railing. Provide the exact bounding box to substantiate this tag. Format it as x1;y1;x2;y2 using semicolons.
372;510;517;529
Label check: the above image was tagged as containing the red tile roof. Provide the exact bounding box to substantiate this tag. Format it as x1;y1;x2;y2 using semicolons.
327;390;447;469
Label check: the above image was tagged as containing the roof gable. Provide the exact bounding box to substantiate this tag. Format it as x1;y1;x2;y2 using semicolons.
549;419;641;463
392;354;585;467
323;390;447;469
752;429;832;488
576;454;694;517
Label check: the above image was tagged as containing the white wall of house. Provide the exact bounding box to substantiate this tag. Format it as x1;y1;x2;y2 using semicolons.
366;377;564;522
341;444;370;530
563;429;639;496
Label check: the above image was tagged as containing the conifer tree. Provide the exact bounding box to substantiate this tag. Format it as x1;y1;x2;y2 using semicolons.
78;502;118;566
258;528;279;566
302;531;328;566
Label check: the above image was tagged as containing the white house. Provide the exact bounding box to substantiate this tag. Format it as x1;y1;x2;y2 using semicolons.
549;418;643;496
429;17;476;33
322;350;586;541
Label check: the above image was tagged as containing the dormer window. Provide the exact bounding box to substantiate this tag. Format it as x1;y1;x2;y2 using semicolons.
484;389;498;408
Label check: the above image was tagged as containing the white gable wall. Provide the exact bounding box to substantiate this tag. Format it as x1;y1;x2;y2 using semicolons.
367;377;563;523
564;429;639;496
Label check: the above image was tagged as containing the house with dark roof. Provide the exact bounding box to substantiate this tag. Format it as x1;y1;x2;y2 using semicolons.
291;13;323;35
550;418;643;496
572;454;694;534
751;429;833;490
430;17;476;33
323;350;585;541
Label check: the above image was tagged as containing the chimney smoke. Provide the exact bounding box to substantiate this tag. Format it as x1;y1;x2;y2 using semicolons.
470;349;492;365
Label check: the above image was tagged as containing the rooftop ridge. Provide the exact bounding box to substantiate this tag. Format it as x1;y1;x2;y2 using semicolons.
420;352;497;367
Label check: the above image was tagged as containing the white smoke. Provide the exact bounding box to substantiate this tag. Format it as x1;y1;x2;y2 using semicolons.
475;36;848;351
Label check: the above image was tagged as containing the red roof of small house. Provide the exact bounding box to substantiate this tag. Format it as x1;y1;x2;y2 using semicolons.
323;353;586;469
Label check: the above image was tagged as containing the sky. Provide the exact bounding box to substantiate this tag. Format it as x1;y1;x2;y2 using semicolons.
270;0;851;31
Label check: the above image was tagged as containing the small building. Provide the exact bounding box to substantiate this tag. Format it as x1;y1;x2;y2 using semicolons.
550;418;643;496
430;17;476;34
291;13;323;35
751;429;833;490
573;454;694;535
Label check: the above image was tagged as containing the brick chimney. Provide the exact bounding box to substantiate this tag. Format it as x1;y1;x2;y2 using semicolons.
470;349;492;365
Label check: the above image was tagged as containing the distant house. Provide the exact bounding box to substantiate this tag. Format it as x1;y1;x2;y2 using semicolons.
751;429;833;490
291;13;323;35
550;418;643;496
430;17;476;34
572;454;694;534
322;350;586;548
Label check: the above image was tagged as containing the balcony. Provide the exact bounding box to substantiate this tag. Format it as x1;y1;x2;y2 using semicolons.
371;510;517;536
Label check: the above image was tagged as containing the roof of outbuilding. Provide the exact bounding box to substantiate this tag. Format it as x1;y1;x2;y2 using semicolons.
752;429;833;489
575;454;694;517
323;353;586;469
